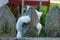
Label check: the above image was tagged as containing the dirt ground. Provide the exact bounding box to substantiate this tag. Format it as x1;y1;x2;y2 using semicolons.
0;37;60;40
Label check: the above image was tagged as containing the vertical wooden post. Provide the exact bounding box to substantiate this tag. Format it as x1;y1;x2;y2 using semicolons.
19;5;21;15
47;0;50;13
39;0;42;12
17;6;20;19
21;0;24;16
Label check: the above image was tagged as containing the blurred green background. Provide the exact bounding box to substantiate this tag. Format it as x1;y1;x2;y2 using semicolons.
40;3;59;37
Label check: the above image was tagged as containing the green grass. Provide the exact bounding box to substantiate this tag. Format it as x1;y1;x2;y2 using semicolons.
41;3;57;26
40;3;59;37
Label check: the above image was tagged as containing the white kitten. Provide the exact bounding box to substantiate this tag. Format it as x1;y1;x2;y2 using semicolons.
16;6;42;38
35;10;42;35
16;15;31;38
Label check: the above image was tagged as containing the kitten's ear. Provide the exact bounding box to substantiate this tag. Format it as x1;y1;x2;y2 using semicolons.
35;10;38;13
38;12;42;20
38;12;42;17
35;10;42;20
26;6;30;11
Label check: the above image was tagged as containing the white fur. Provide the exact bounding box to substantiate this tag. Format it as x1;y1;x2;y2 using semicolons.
16;6;42;38
36;23;42;35
26;6;30;11
16;15;31;38
35;10;42;20
16;31;22;39
35;10;42;35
